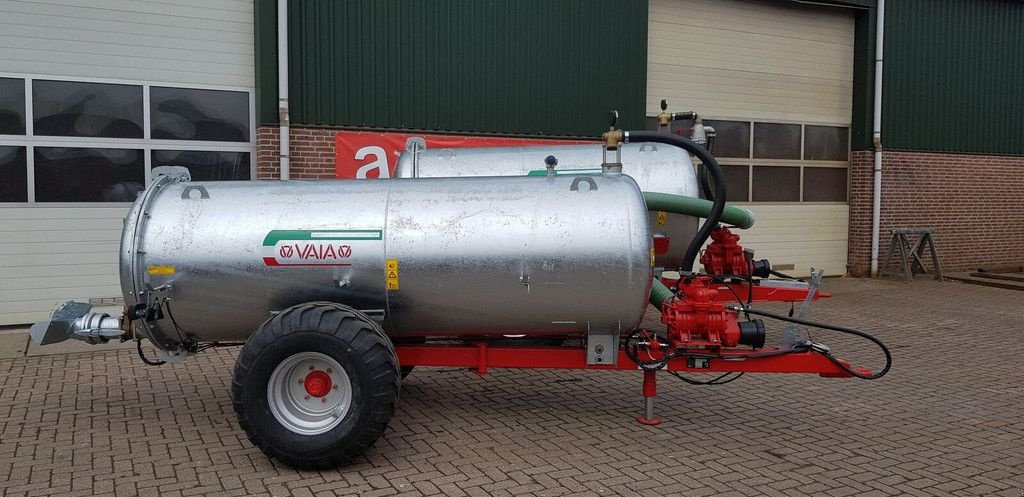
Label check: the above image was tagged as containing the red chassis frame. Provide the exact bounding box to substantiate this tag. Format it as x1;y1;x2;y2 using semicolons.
394;342;862;378
391;224;874;423
667;279;833;303
391;272;868;425
393;340;868;426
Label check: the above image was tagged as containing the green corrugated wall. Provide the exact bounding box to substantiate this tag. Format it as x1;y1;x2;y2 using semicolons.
853;0;1024;155
255;0;648;137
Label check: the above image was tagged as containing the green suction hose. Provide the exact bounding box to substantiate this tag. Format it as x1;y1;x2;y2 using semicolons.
650;278;675;310
642;192;755;230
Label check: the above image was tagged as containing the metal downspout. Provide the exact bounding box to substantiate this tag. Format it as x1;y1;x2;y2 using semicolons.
870;0;885;277
277;0;290;180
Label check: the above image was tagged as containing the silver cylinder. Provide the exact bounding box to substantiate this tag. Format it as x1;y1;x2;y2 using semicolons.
122;174;653;351
394;142;700;268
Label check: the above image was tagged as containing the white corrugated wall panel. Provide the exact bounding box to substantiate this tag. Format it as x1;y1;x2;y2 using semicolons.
0;206;126;326
730;204;849;277
648;0;854;124
0;0;253;87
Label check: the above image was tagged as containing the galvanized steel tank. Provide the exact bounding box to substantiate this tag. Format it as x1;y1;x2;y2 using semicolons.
122;170;653;351
393;141;700;268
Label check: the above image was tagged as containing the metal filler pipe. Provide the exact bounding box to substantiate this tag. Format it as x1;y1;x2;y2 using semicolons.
277;0;290;180
870;0;885;277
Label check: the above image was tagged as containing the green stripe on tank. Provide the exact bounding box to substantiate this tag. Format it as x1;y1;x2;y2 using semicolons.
262;229;383;246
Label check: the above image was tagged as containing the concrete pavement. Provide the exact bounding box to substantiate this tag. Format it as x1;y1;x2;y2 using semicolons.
0;278;1022;496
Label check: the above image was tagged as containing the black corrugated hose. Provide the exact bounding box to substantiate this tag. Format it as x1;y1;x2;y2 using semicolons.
728;306;892;380
624;131;726;272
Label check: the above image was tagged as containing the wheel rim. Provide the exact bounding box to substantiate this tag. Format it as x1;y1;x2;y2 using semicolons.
267;351;353;436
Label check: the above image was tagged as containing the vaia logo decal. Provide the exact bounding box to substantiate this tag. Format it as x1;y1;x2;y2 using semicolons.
262;230;382;267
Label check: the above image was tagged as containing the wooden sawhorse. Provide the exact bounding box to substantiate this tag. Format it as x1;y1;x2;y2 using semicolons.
881;228;942;281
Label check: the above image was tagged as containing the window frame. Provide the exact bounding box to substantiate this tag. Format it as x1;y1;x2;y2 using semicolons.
0;72;256;207
646;115;850;204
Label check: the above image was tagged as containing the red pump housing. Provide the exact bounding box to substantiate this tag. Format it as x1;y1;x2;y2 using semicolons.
700;227;749;276
661;276;744;349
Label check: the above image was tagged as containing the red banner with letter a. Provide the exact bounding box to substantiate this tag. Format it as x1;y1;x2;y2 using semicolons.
334;131;586;179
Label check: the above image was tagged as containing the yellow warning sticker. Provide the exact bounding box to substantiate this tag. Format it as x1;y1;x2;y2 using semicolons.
147;265;176;275
650;248;655;268
656;211;667;226
385;259;400;290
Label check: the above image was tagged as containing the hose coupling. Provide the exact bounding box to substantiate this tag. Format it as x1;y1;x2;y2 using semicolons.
601;111;624;174
657;99;672;128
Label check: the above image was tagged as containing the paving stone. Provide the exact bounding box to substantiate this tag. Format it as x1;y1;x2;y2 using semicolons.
0;333;28;359
0;279;1021;496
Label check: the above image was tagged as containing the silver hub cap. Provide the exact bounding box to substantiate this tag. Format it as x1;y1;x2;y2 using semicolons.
267;351;353;435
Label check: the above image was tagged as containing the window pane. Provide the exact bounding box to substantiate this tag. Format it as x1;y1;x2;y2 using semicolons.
151;87;250;142
804;125;849;161
152;150;251;181
721;165;749;202
803;167;848;202
752;166;800;202
753;123;801;159
34;148;144;202
0;78;25;135
704;120;750;158
0;146;27;202
33;80;143;138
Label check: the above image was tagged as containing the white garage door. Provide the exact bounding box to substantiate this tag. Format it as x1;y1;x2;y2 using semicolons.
0;0;256;326
649;0;855;276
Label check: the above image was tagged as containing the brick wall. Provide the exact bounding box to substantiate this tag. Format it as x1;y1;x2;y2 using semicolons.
256;126;337;180
848;150;1024;276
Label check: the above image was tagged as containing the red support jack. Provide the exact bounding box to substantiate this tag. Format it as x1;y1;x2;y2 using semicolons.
637;369;662;425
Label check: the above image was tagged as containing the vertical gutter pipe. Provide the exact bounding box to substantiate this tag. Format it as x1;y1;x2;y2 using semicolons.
277;0;290;180
870;0;885;276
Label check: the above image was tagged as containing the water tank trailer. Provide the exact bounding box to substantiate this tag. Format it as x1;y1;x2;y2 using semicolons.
30;116;890;469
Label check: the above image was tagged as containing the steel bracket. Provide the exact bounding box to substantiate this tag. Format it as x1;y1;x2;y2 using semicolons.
586;321;619;366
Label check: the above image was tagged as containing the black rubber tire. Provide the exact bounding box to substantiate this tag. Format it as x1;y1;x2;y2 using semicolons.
400;365;415;380
232;302;399;469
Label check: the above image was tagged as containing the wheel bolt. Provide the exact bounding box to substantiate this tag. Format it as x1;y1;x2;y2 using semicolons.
321;398;327;403
309;365;314;371
298;379;303;384
304;395;310;400
333;385;338;390
327;368;333;374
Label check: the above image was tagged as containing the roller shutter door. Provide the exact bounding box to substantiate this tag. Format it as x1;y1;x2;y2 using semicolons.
649;0;855;276
0;0;255;326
